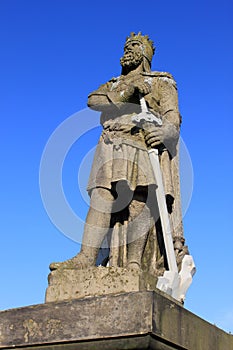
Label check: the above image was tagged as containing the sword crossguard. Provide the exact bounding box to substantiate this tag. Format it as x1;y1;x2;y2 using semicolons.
132;96;162;126
132;111;162;126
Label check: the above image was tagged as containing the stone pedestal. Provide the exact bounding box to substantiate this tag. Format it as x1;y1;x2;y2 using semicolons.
45;266;159;302
0;291;232;349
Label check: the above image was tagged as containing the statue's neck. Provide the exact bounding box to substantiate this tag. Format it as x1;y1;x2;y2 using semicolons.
121;63;144;76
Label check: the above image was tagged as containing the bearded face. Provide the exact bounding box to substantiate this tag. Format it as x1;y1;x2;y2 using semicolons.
120;42;143;69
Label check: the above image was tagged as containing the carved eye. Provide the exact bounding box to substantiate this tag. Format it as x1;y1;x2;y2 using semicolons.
125;43;139;51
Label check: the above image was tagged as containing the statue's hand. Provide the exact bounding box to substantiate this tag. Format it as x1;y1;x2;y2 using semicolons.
122;81;151;101
122;84;135;100
144;127;164;148
121;76;151;100
144;123;179;153
134;81;151;95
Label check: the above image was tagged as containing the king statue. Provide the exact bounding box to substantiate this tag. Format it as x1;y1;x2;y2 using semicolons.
50;32;190;281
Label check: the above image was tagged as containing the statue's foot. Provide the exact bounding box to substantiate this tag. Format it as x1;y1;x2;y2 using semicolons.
49;252;95;271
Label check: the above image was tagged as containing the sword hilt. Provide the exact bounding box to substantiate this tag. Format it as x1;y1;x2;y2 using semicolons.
132;95;162;126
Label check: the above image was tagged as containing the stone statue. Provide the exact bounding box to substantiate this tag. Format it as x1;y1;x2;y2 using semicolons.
50;32;189;280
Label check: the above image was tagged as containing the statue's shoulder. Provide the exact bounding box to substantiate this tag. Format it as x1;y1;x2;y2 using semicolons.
96;76;119;91
142;71;177;88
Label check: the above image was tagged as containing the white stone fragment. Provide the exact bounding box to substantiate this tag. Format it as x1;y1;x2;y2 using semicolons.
157;255;196;303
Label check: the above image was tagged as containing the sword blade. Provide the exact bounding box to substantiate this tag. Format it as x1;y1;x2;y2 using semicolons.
148;148;178;273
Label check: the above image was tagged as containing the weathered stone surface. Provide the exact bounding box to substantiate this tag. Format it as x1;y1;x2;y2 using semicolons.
45;266;158;302
0;291;232;349
0;291;152;349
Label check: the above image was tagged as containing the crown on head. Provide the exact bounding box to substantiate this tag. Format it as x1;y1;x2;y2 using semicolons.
124;32;155;62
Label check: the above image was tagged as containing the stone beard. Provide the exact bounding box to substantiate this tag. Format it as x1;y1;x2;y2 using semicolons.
120;47;143;69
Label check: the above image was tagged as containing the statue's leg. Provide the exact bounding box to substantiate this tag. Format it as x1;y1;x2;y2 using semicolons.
49;187;114;270
127;196;153;270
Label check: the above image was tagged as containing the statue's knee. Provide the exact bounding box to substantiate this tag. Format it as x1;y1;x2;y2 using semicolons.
90;187;114;213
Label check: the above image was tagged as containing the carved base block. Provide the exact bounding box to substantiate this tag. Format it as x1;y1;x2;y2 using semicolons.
45;267;158;302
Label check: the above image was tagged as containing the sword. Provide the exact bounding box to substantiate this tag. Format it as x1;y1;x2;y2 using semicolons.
132;96;196;303
132;96;178;272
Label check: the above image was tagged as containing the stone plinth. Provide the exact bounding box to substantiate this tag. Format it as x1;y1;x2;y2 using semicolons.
1;291;233;350
45;266;158;302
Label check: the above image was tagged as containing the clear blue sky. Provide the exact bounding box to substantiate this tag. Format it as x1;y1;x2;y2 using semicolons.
1;0;233;333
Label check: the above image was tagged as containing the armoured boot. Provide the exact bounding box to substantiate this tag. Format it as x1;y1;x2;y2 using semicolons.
49;246;99;271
